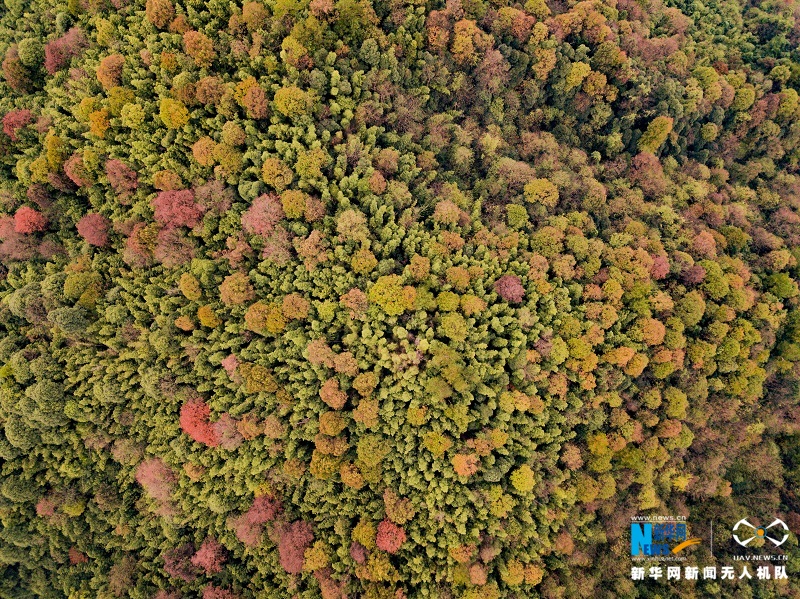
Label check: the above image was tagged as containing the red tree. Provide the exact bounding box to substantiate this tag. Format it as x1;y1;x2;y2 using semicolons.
68;547;88;564
14;206;47;234
2;109;32;141
376;519;406;553
650;254;669;279
191;537;227;575
195;179;233;214
691;230;717;258
349;541;367;564
249;495;282;522
106;159;138;197
97;54;125;89
35;497;56;518
261;228;292;264
179;397;220;447
135;458;176;503
146;0;175;28
276;520;314;573
0;215;36;260
241;193;283;236
221;354;238;376
494;274;525;303
243;86;268;119
682;264;706;285
2;46;31;93
123;221;155;267
64;153;91;187
154;227;195;267
212;413;243;450
163;543;199;582
26;184;51;209
629;152;666;198
153;189;204;228
230;495;282;546
44;28;88;74
202;586;239;599
77;213;111;247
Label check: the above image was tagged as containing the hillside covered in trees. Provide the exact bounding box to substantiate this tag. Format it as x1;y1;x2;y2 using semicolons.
0;0;798;596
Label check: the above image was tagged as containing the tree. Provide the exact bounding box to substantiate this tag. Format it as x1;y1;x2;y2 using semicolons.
184;31;216;67
152;190;204;228
2;109;32;140
44;28;87;74
219;272;254;305
524;178;559;208
76;213;111;247
375;520;406;554
494;275;524;303
242;194;283;236
179;397;220;447
510;465;535;493
159;98;190;129
2;46;32;93
277;521;314;574
1;0;800;595
242;86;268;119
368;275;415;315
273;86;310;118
163;544;199;582
146;0;175;29
638;116;674;153
135;458;176;503
13;207;46;234
106;159;138;197
97;54;125;89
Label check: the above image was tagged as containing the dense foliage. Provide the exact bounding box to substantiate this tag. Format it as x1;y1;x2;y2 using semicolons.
0;0;798;597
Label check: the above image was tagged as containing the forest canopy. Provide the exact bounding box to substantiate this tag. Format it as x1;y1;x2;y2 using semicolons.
0;0;799;597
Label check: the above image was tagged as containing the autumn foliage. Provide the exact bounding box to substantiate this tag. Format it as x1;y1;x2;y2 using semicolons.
44;28;87;74
276;520;314;574
375;520;406;554
179;397;220;447
152;189;204;228
13;207;46;234
2;0;800;596
76;213;111;247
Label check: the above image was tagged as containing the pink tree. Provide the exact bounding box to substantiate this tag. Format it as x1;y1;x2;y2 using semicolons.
64;153;91;187
202;586;239;599
135;458;176;503
494;274;525;303
2;109;32;141
106;160;138;197
191;537;227;575
0;215;36;260
152;189;204;228
276;520;314;573
44;28;88;74
230;495;282;546
76;213;111;247
163;543;198;582
241;193;283;236
154;227;195;267
14;206;47;234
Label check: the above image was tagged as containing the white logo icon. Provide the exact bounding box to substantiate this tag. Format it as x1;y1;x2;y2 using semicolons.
733;518;789;547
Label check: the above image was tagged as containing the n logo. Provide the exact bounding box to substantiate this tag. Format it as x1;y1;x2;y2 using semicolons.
630;521;700;555
631;523;651;556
